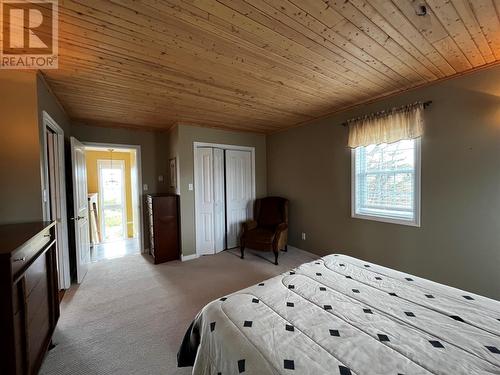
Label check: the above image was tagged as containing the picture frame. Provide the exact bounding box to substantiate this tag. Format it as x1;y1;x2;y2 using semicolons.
169;157;177;189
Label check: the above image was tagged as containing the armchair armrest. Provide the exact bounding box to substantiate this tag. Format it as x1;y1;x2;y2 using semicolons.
272;222;288;249
275;222;288;234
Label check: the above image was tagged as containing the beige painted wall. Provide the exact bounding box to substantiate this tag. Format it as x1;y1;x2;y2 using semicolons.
0;72;71;225
267;66;500;300
0;72;42;224
176;124;267;256
71;123;169;248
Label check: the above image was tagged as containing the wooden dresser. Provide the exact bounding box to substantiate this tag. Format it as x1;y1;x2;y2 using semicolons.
0;221;60;375
146;194;180;264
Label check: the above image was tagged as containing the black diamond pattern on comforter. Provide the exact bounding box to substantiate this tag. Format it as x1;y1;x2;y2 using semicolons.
178;254;500;374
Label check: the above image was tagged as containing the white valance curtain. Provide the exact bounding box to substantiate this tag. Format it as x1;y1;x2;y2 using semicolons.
347;102;424;148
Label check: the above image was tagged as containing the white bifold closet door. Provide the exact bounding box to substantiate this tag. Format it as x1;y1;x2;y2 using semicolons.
195;146;253;254
225;150;252;249
213;148;225;253
195;147;225;255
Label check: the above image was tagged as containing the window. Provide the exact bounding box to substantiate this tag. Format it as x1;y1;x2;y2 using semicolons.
98;159;127;241
352;138;421;226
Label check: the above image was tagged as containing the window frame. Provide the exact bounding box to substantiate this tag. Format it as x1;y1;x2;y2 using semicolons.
351;138;422;227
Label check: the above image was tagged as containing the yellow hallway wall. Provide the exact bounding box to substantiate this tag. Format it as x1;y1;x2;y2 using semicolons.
85;150;134;238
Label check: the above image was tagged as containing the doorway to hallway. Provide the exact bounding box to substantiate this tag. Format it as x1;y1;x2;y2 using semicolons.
83;144;143;263
98;158;127;242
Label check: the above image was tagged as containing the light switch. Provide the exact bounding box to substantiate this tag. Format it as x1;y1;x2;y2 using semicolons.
158;175;164;182
143;184;148;191
188;183;193;191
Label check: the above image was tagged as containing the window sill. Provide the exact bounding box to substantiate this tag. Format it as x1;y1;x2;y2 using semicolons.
352;212;420;227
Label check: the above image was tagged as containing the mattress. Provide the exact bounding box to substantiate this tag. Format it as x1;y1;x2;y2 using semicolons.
177;254;500;374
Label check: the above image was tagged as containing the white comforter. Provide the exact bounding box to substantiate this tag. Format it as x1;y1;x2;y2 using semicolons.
179;254;500;374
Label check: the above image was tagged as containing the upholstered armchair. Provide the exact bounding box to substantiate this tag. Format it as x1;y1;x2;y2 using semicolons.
240;197;289;265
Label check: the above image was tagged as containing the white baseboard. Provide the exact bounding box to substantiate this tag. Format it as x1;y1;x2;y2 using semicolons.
181;253;199;262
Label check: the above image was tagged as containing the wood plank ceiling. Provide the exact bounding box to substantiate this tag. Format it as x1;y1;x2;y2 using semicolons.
42;0;500;133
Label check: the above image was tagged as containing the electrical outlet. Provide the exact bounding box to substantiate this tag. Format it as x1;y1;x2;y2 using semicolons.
143;184;148;191
301;232;306;240
188;183;193;191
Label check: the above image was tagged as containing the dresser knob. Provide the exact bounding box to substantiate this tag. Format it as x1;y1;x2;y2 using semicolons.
13;257;26;262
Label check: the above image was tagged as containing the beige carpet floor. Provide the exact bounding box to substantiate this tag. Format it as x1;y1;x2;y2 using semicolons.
40;247;318;375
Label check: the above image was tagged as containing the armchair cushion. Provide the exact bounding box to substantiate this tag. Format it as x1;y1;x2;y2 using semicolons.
242;220;258;233
244;228;275;245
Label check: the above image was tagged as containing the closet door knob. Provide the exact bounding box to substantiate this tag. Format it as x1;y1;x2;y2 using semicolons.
13;257;26;262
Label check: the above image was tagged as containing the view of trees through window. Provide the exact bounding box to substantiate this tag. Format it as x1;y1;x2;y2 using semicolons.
100;165;125;241
354;139;417;221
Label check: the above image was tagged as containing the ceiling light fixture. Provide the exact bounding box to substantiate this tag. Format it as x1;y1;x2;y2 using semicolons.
414;1;428;16
416;5;427;16
107;148;119;186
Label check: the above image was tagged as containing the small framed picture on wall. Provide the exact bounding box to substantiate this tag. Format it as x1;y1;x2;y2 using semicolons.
169;158;177;189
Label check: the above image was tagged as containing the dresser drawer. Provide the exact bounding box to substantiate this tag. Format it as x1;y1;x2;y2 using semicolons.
27;294;51;374
13;311;26;375
12;282;23;314
11;227;52;278
25;253;48;302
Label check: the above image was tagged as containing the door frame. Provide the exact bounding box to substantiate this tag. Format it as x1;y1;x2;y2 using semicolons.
97;159;127;242
40;111;71;290
83;142;145;253
193;142;256;257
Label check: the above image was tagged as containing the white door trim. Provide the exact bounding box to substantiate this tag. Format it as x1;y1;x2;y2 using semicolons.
41;111;71;290
193;142;256;257
83;142;145;253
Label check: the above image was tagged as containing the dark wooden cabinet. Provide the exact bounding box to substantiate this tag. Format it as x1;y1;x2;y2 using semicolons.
147;194;180;264
0;221;59;375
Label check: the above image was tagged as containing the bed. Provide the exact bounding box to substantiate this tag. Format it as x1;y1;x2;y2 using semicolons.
177;254;500;374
